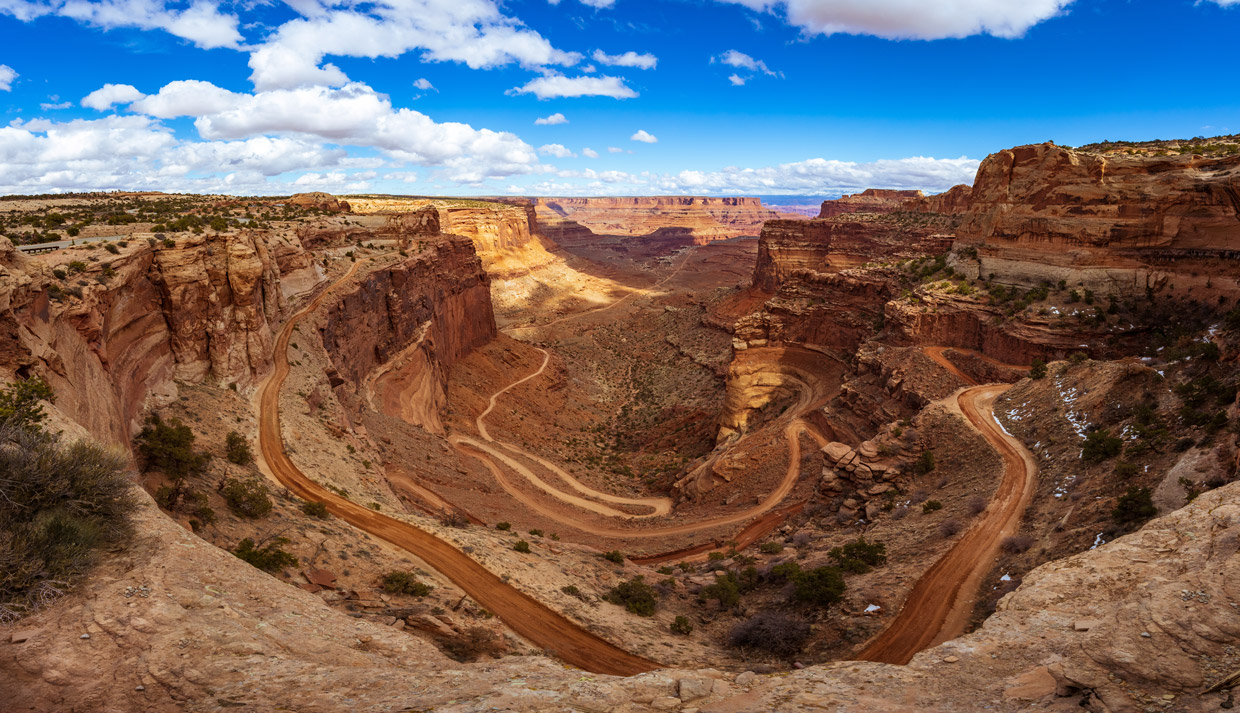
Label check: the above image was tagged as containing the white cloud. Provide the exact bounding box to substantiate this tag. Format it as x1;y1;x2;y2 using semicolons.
0;0;243;49
129;80;240;117
630;129;657;144
582;147;599;158
717;0;1073;40
246;0;581;90
715;50;778;75
592;49;658;70
40;101;72;110
653;155;979;194
0;65;15;92
538;143;575;158
509;74;637;99
550;0;616;7
535;112;568;125
728;74;746;86
81;83;147;110
413;78;435;91
383;171;420;182
607;146;624;153
1206;0;1239;5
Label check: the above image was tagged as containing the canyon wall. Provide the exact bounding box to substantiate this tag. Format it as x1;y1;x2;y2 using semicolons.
0;231;313;445
320;236;496;433
816;188;925;218
535;196;799;242
956;142;1240;298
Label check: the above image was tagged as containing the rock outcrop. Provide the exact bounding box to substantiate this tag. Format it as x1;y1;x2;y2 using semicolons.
816;188;926;218
535;196;799;243
287;192;351;213
956;142;1240;298
0;231;314;445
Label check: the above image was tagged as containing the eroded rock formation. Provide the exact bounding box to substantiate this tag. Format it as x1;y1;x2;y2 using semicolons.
535;196;799;243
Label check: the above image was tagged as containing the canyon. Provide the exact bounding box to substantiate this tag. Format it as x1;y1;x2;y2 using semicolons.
3;137;1240;713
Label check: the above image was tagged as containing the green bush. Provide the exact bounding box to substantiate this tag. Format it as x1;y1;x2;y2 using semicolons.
759;541;784;555
0;376;55;432
791;566;847;607
1083;429;1123;463
915;450;936;474
381;571;432;597
828;538;888;574
225;431;253;465
0;424;133;618
1113;461;1139;480
606;577;657;616
219;478;272;518
1112;486;1157;527
670;615;694;635
1029;360;1047;380
301;500;330;518
922;500;943;513
495;521;511;531
233;537;298;573
135;415;209;479
699;571;742;609
513;540;530;553
602;550;625;564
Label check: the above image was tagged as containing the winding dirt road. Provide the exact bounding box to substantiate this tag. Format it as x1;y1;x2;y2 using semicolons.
856;348;1038;665
254;260;661;676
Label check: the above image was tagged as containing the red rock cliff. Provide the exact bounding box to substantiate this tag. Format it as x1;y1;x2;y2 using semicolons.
535;196;797;242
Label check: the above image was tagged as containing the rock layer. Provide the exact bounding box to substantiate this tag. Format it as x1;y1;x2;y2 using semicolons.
535;196;799;243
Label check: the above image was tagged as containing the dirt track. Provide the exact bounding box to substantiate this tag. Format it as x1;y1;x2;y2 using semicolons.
254;259;661;676
856;348;1038;664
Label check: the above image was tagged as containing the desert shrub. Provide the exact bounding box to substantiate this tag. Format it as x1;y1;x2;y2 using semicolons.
219;478;273;518
233;537;298;573
1029;359;1047;380
1173;437;1196;452
707;551;726;561
915;450;936;474
728;611;811;658
759;541;784;555
606;576;657;616
699;571;742;609
440;626;504;662
966;495;988;515
828;538;887;574
513;540;530;553
1112;486;1157;527
938;519;963;537
922;500;943;513
1113;461;1139;480
0;376;55;432
671;615;694;635
561;584;588;601
602;550;625;564
495;521;511;530
1000;534;1034;553
135;415;209;479
381;571;432;597
225;431;253;465
1083;429;1123;463
301;500;330;518
791;566;846;607
528;528;543;537
0;425;133;620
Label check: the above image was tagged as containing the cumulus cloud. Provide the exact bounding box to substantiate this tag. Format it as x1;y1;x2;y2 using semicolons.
0;0;243;49
129;80;239;117
591;49;658;69
81;83;146;110
548;0;616;7
728;74;746;86
246;0;581;90
630;129;657;143
535;112;568;125
607;146;624;153
655;155;979;194
413;78;435;91
716;0;1073;40
538;143;575;158
0;65;16;91
509;74;637;99
582;147;599;158
715;50;779;75
40;101;72;110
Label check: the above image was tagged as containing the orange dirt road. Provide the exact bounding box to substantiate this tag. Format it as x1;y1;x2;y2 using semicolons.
856;348;1038;665
254;259;661;676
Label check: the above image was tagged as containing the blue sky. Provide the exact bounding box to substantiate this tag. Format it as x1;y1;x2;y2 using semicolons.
1;0;1237;197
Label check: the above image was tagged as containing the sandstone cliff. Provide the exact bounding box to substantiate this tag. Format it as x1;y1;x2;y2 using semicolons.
816;188;925;218
535;196;800;243
956;142;1240;298
0;231;318;445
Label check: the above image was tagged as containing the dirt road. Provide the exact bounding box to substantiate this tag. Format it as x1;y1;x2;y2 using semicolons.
254;260;661;676
856;349;1038;665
